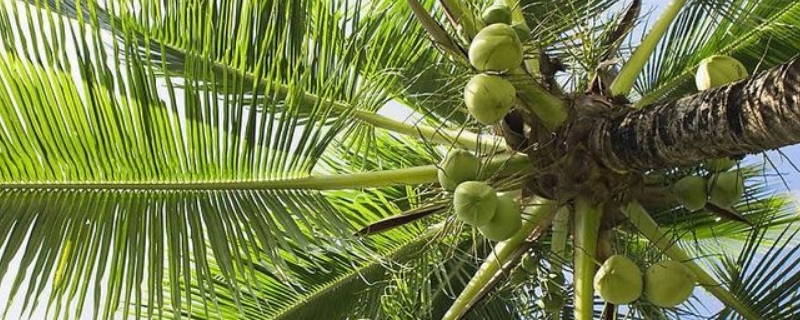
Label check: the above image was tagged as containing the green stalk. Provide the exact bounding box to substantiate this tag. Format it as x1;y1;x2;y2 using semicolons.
512;73;568;130
609;0;688;98
550;206;571;261
621;201;759;320
442;198;556;320
0;154;530;191
548;206;571;320
351;108;504;151
573;197;603;320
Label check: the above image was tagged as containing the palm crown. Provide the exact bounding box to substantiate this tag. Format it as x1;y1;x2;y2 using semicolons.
1;0;800;319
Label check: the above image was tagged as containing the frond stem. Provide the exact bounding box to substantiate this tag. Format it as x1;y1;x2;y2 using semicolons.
0;154;530;191
442;198;557;320
610;0;688;98
349;107;504;151
573;197;602;320
548;206;571;320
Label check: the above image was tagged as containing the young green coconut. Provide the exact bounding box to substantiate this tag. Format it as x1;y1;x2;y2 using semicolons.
477;192;522;241
463;74;516;125
520;253;538;275
671;175;708;211
644;260;696;307
695;55;748;90
481;3;512;26
468;23;523;72
437;149;481;191
511;23;531;42
593;255;643;305
708;171;745;208
453;181;499;226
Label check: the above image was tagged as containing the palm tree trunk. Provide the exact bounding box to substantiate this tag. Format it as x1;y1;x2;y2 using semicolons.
588;56;800;171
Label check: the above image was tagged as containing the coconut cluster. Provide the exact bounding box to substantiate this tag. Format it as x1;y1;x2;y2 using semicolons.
593;256;696;307
462;3;529;125
437;148;523;241
667;56;749;213
670;161;745;212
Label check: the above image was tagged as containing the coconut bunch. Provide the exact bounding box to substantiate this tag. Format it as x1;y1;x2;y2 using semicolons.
591;55;748;308
437;148;523;241
593;255;697;307
463;2;529;125
670;159;745;212
433;2;537;242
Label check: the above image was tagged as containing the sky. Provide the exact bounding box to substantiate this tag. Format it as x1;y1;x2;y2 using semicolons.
2;1;800;319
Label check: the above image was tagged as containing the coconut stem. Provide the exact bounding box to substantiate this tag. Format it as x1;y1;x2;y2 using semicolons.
622;201;760;320
573;197;603;320
609;0;689;98
512;75;568;130
442;198;557;320
548;206;571;320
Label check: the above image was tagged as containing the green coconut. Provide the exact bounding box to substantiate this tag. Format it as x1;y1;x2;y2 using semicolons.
644;260;697;307
481;4;512;26
463;74;516;125
477;192;522;241
695;55;748;91
437;149;481;191
453;181;499;226
511;22;531;42
520;253;538;275
705;157;736;172
469;23;523;72
671;175;708;211
593;255;643;305
708;171;745;208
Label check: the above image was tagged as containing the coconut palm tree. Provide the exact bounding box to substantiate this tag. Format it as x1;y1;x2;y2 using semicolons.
1;0;800;319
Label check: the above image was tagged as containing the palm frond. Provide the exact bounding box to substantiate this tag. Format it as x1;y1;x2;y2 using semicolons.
0;0;452;318
713;221;800;319
635;0;800;106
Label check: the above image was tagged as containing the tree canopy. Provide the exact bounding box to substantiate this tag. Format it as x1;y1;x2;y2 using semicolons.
1;0;800;319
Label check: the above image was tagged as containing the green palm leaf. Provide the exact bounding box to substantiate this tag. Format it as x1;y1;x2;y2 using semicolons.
0;0;452;318
635;0;800;106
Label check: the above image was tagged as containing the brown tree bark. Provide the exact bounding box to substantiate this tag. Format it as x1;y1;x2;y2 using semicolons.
588;56;800;171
